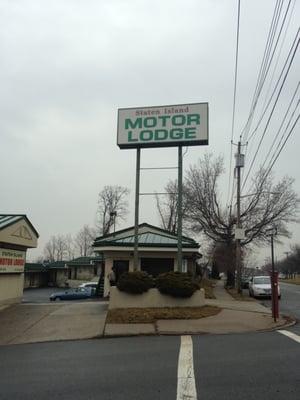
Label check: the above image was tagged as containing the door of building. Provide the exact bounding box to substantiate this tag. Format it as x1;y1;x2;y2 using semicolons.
140;258;174;277
113;260;129;282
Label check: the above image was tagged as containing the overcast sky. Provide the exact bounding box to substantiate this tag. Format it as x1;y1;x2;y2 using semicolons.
1;0;299;264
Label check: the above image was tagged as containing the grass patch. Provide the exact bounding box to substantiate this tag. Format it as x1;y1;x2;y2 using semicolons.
280;278;300;285
199;278;216;299
226;288;254;301
106;305;221;324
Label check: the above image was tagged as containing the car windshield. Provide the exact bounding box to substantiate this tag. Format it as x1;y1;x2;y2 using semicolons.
253;277;270;285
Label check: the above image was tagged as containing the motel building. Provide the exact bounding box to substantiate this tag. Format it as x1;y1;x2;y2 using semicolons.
0;214;39;307
93;223;201;297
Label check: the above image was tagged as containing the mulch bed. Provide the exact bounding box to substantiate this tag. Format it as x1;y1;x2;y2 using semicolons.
106;305;221;324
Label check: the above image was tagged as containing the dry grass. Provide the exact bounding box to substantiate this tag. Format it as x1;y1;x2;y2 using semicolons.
226;288;255;301
280;277;300;285
106;305;221;324
199;278;216;299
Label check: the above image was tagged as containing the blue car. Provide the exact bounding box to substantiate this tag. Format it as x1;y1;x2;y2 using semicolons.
49;287;92;301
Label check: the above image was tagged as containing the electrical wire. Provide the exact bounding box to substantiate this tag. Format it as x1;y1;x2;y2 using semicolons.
240;0;295;187
262;112;300;182
240;0;284;142
247;27;300;143
226;0;241;209
264;98;300;173
261;83;300;171
242;33;300;190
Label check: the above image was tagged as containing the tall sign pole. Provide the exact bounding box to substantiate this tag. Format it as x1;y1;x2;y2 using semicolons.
177;146;183;272
133;148;141;271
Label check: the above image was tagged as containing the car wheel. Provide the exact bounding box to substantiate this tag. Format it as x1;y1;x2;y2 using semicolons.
249;290;252;297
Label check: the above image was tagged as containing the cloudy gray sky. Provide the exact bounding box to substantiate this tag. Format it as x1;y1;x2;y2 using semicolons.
1;0;299;264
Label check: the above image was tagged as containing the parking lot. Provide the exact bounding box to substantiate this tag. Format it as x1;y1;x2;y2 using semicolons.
22;287;104;303
1;288;108;345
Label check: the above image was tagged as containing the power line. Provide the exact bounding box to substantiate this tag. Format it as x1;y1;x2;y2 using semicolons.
247;27;300;143
241;86;299;197
263;112;300;181
242;33;300;190
226;0;241;208
259;0;297;123
264;97;299;173
243;27;299;183
240;0;284;142
240;0;296;188
261;82;300;171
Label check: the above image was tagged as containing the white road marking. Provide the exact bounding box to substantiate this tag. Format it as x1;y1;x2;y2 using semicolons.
278;330;300;343
177;335;197;400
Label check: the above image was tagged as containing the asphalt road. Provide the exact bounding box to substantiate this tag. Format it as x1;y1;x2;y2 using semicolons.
259;282;300;334
0;332;299;400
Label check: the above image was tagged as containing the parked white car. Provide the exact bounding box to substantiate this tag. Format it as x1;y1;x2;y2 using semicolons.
78;282;98;296
249;276;281;299
79;282;98;289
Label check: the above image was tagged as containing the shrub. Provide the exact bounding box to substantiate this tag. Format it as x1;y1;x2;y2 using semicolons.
117;271;154;294
156;271;199;298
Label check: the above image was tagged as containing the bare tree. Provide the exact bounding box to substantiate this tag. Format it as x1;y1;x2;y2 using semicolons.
156;180;177;233
44;236;57;262
55;235;69;261
277;245;300;277
65;234;75;260
185;154;299;246
43;234;70;262
240;171;299;245
97;185;130;235
74;225;96;256
183;154;299;286
155;180;190;233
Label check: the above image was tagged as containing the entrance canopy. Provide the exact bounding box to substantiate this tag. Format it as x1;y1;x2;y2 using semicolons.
93;223;200;253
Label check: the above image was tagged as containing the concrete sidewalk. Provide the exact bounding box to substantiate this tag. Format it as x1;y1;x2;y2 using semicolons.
104;281;291;337
0;282;293;344
206;280;272;313
0;301;108;345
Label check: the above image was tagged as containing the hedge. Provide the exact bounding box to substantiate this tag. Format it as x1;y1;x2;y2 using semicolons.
117;271;154;294
156;271;199;298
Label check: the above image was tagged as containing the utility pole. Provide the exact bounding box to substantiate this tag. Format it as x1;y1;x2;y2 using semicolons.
235;140;244;293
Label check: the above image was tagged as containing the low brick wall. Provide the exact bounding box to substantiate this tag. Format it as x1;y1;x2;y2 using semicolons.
108;287;205;309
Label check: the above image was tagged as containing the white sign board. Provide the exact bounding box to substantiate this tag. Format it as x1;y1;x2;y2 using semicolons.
117;103;209;149
0;248;26;273
234;228;246;240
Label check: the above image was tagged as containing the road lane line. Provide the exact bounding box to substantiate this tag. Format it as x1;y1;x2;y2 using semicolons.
177;335;197;400
278;330;300;343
